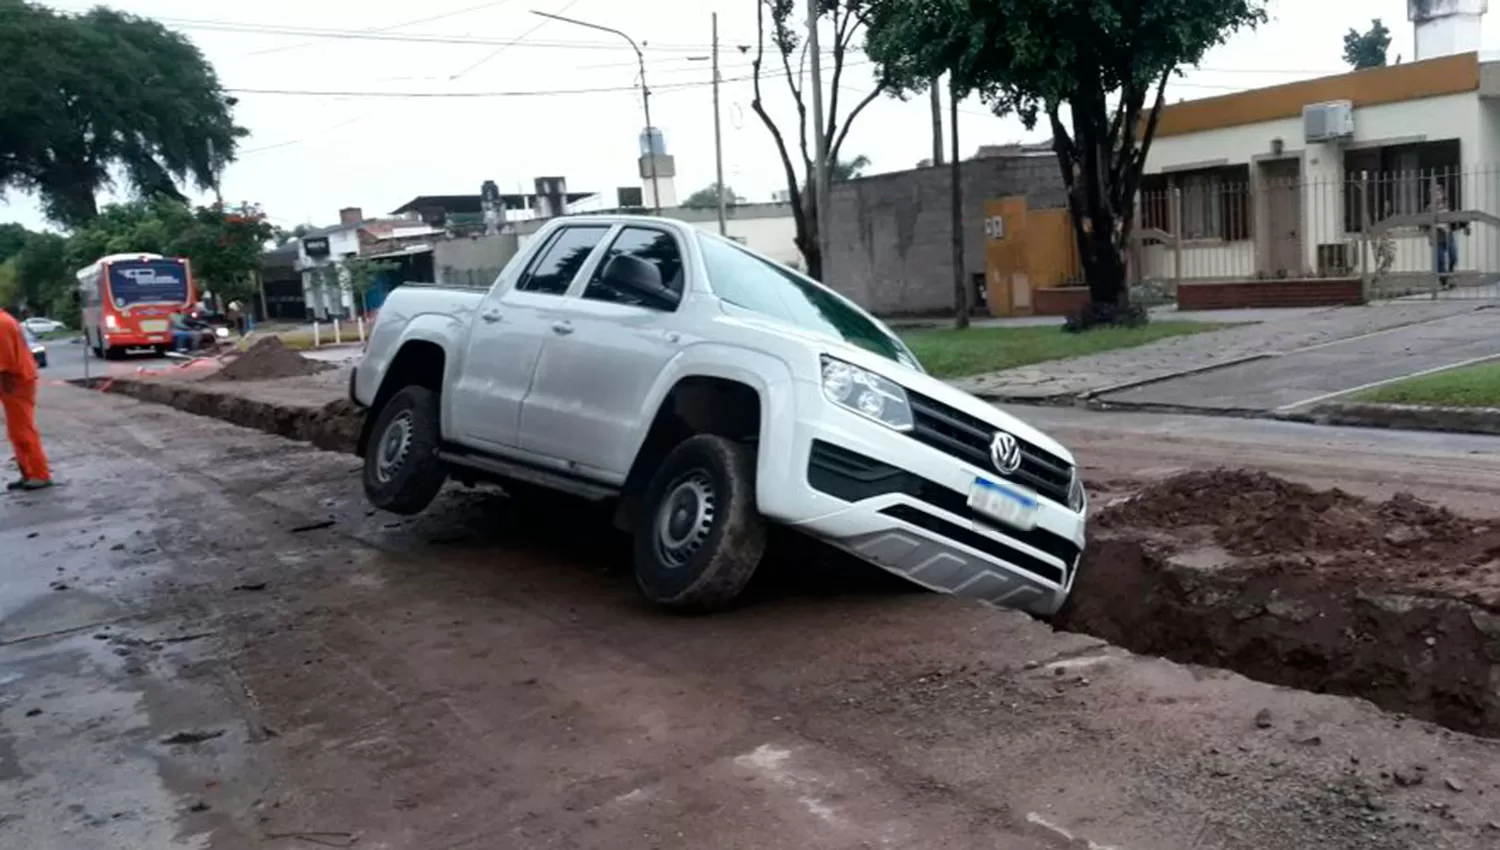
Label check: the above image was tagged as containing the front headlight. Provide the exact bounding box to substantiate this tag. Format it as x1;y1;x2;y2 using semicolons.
1068;475;1087;513
215;327;231;339
821;355;914;431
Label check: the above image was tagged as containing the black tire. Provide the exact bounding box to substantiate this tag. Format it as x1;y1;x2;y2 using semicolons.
362;386;448;515
633;434;767;612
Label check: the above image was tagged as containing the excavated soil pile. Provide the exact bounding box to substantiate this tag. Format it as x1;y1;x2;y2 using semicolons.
1062;469;1500;737
211;337;334;382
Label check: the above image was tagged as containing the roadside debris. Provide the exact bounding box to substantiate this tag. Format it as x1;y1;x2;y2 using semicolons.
289;520;336;534
160;729;226;745
210;337;333;382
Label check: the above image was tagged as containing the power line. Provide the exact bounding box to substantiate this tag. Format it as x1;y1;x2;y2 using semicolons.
447;0;581;80
244;0;522;58
226;60;873;100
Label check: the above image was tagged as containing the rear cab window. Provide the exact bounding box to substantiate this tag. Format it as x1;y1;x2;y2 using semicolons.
515;226;611;295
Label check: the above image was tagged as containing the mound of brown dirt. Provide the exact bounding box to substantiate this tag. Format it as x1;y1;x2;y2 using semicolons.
211;337;334;382
1096;468;1476;557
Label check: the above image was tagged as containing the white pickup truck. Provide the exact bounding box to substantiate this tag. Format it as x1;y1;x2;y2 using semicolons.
350;216;1087;613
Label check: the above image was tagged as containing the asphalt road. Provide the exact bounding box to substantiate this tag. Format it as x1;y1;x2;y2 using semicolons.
35;334;175;382
4;386;1500;849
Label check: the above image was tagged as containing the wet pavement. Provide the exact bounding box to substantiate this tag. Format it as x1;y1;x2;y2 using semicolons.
5;386;1500;848
1099;309;1500;412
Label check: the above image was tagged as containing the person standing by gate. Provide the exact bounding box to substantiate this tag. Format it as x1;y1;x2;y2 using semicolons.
0;307;52;491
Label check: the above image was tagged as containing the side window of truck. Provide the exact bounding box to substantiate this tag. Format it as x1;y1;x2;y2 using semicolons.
583;227;685;307
515;226;610;295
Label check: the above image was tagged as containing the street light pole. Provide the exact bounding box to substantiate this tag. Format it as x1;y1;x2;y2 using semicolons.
532;10;661;215
712;13;726;235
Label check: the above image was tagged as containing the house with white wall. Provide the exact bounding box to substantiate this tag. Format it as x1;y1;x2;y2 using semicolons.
1139;0;1500;291
296;206;443;318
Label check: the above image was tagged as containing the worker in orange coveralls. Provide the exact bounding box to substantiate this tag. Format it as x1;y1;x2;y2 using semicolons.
0;308;52;491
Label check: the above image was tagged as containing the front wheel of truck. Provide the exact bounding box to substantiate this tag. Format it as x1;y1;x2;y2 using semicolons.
362;385;447;515
633;434;767;612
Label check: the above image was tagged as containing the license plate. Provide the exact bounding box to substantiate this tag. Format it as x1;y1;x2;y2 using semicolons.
141;320;168;333
968;478;1038;530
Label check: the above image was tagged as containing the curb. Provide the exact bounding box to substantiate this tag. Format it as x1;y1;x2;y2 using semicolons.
1304;402;1500;437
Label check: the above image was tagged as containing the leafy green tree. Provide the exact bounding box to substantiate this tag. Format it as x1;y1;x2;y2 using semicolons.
65;197;274;309
682;183;745;209
832;154;871;182
14;232;74;324
1343;19;1391;70
342;257;400;316
0;260;19;312
0;224;28;264
866;0;1267;321
0;0;244;227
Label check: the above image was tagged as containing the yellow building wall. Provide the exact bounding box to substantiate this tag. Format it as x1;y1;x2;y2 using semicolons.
983;197;1080;316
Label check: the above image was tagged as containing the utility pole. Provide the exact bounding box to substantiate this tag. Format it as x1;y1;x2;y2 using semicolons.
807;0;830;280
533;11;660;214
930;79;945;166
949;80;969;329
712;13;727;235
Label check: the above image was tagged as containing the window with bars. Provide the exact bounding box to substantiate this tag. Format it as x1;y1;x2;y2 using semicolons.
1342;139;1461;232
1140;165;1251;241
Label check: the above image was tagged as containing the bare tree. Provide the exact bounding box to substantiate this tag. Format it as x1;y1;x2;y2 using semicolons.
751;0;885;281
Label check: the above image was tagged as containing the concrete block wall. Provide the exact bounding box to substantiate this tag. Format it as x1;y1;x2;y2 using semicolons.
824;156;1067;316
434;232;521;288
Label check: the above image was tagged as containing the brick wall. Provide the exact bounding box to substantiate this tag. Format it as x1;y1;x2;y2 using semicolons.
1032;286;1090;316
824;156;1066;315
1176;278;1365;310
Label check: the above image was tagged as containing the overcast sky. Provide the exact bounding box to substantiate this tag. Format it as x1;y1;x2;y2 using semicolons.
3;0;1491;232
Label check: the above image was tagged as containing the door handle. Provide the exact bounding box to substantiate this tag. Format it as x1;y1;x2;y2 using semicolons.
551;322;574;336
481;310;502;323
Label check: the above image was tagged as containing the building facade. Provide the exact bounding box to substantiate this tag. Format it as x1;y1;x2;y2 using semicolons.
1140;48;1500;294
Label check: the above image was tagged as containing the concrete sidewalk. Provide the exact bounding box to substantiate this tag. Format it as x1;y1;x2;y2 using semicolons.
949;302;1485;401
1099;309;1500;412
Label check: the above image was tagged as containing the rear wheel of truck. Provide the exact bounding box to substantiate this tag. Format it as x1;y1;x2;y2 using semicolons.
363;386;448;515
633;434;766;612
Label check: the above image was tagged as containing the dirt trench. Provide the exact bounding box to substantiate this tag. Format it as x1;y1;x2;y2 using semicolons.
76;377;363;455
1058;470;1500;737
65;378;1500;736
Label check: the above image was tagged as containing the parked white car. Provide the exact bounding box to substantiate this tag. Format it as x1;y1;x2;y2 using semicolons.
23;317;67;335
351;216;1087;613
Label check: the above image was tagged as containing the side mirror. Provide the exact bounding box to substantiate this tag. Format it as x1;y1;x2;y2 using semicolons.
598;254;677;310
71;291;81;306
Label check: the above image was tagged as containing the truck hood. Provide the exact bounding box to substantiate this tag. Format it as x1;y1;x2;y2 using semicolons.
714;307;1075;466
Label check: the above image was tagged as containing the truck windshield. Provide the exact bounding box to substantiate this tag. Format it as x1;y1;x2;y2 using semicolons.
697;233;919;370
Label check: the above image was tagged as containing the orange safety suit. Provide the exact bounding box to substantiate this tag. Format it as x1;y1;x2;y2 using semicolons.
0;311;50;483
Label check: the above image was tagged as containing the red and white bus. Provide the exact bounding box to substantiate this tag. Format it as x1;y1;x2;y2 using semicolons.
77;253;198;358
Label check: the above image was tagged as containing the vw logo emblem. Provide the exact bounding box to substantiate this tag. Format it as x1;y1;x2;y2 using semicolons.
989;431;1022;474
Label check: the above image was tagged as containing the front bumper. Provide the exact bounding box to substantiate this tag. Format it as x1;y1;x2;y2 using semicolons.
761;384;1085;616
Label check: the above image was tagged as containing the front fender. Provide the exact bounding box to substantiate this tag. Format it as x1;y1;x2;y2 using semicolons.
627;343;800;515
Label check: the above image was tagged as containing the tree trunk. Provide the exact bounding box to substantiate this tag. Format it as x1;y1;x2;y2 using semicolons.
799;182;824;280
930;80;944;166
949;83;969;329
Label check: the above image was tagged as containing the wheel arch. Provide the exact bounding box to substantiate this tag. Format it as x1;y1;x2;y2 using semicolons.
357;338;448;457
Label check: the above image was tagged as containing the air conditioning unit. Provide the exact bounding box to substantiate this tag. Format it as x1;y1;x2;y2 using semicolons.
1304;101;1355;143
